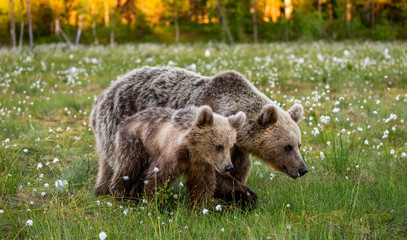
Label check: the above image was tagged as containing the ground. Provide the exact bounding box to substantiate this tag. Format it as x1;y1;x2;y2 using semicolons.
0;42;406;239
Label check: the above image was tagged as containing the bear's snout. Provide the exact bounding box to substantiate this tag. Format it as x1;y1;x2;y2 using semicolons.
225;164;234;172
298;167;308;177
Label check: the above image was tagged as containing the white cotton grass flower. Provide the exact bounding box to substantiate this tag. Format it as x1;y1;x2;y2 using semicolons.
23;149;28;153
37;163;43;170
364;140;369;145
202;209;209;214
390;149;395;155
55;180;68;188
401;152;406;158
215;205;222;211
320;152;325;160
0;210;4;214
98;231;107;240
270;173;275;180
153;167;159;173
26;219;33;226
53;158;59;164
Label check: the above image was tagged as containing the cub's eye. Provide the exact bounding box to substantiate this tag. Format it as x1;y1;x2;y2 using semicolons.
216;145;224;151
285;145;293;151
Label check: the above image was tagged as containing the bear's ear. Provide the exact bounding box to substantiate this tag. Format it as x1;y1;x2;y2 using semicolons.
288;104;303;123
228;111;246;130
196;106;214;127
257;104;278;126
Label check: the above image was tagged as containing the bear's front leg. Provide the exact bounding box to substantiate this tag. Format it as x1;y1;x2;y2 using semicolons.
214;172;258;210
95;156;113;195
230;146;252;184
110;136;149;198
186;164;216;206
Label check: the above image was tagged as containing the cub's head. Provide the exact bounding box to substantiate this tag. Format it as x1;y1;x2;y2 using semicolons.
242;104;307;179
190;106;246;173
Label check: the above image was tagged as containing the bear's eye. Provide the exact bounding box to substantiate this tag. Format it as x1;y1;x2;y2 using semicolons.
299;144;302;149
285;145;293;152
216;145;224;151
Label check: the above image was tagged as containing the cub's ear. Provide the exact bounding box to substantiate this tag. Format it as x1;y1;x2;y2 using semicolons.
257;104;278;126
228;111;246;130
196;106;214;127
288;104;303;123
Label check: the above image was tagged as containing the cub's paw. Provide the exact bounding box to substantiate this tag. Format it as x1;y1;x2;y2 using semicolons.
233;186;258;210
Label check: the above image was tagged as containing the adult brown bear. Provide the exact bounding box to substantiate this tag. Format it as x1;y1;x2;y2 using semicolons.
90;67;307;209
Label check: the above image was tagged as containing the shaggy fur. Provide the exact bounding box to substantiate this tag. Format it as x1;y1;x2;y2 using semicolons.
90;67;307;208
108;106;246;206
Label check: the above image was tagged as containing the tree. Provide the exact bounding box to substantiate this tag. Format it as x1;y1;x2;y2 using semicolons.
9;0;16;48
251;0;258;44
216;0;234;45
75;0;87;45
26;0;33;53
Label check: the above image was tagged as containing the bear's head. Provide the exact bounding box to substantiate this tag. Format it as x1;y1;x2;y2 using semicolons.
190;106;246;173
239;103;308;179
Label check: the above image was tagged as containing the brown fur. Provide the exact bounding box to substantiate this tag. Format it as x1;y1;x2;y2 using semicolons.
107;106;246;206
91;67;306;208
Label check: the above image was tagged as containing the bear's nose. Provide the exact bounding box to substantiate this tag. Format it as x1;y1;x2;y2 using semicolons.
298;167;308;176
225;164;234;172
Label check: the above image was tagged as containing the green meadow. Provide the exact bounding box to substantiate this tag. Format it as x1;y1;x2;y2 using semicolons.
0;42;406;239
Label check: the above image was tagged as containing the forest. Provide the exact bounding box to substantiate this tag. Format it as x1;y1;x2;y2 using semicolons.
1;0;407;46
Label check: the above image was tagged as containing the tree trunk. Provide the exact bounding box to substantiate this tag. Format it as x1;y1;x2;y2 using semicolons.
9;0;16;48
104;0;110;26
18;21;24;49
92;20;99;44
251;0;258;44
59;26;72;45
215;0;234;45
318;0;322;18
371;0;375;38
346;0;351;37
26;0;33;54
75;0;87;46
174;8;179;43
110;23;115;46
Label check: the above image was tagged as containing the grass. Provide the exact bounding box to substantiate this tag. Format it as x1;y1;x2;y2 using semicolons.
0;42;406;239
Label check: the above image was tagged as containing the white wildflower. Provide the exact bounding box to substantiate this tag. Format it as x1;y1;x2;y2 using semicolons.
26;219;33;226
202;209;209;214
123;176;129;180
37;163;43;170
153;167;159;173
215;205;222;211
98;231;107;240
23;149;28;153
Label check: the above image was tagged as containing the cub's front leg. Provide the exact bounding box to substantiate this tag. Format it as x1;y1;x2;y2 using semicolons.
144;158;180;200
186;164;216;206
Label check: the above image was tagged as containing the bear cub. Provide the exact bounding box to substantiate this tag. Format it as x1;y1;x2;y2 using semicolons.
109;106;246;206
